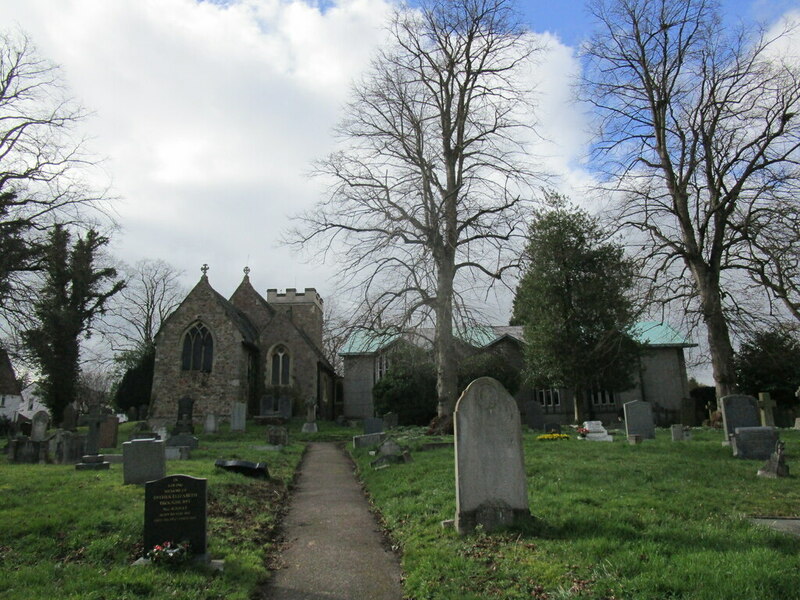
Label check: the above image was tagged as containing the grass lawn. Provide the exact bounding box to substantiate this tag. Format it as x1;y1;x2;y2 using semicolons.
0;419;323;600
352;427;800;600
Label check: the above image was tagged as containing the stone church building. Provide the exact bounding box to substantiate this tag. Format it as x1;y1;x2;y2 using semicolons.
149;267;336;425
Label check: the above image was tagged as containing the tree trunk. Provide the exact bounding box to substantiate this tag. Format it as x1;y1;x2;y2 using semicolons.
573;386;586;424
434;262;458;416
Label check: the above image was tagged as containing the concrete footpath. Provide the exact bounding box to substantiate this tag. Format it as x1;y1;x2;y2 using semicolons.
263;442;405;600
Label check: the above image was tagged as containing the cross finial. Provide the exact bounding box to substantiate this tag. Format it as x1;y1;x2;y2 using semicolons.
201;264;209;276
243;266;250;277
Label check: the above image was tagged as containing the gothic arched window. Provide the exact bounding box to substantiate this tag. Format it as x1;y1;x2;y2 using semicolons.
181;323;213;372
271;345;290;386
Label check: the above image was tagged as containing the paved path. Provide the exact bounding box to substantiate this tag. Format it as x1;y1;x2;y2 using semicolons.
263;442;405;600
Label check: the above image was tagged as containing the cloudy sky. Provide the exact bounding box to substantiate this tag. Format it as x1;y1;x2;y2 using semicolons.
0;0;797;329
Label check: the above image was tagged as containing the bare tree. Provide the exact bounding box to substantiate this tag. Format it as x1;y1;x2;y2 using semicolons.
0;30;109;340
290;0;543;415
583;0;800;398
103;259;186;355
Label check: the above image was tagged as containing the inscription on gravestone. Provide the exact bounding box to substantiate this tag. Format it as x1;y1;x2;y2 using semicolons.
144;475;207;556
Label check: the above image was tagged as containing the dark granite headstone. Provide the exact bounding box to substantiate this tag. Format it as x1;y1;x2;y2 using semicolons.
214;459;270;479
523;401;544;430
144;475;207;556
278;396;292;419
731;427;779;460
363;417;384;435
166;433;198;449
720;395;759;441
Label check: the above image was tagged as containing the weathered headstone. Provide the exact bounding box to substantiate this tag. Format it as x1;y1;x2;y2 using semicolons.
757;441;789;478
627;434;642;445
582;421;613;442
363;417;384;435
165;446;191;461
61;404;78;430
267;426;289;447
7;438;48;463
167;433;199;449
795;418;800;430
524;400;544;431
624;400;655;440
353;432;386;448
144;475;207;557
172;397;195;435
720;395;759;442
203;413;218;434
30;411;50;442
278;395;292;420
454;377;530;535
758;392;776;427
230;402;246;432
123;439;166;484
670;424;685;441
98;415;119;449
383;412;399;429
75;403;110;470
301;397;318;434
731;427;779;460
50;430;86;464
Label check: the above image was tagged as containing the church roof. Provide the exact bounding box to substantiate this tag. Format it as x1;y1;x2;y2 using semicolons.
0;349;21;395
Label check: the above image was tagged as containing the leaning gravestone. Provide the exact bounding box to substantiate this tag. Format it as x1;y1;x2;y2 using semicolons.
720;395;759;443
624;400;655;440
123;439;166;484
363;417;384;435
524;400;544;431
230;402;246;432
731;427;779;460
144;474;207;559
454;377;530;534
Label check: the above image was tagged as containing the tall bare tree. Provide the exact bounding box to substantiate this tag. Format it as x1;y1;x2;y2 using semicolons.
583;0;800;398
290;0;543;415
0;30;108;339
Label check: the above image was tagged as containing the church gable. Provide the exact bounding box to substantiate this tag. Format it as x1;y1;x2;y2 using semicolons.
229;269;275;334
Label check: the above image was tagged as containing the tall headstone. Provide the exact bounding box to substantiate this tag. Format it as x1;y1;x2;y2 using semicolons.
30;411;50;442
623;400;655;440
203;413;218;434
75;403;110;470
720;395;759;442
98;415;119;449
230;402;246;432
123;439;166;484
758;392;776;427
144;475;207;557
524;400;544;431
454;377;530;534
172;397;195;435
301;397;318;433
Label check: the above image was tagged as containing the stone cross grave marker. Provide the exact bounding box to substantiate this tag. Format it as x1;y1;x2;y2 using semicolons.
75;403;110;470
30;411;50;442
230;402;246;432
720;395;760;443
123;439;166;485
758;392;776;427
144;474;207;559
624;400;655;440
454;377;530;534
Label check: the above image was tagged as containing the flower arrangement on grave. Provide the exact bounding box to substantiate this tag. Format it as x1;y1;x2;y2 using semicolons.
147;540;191;566
576;427;589;438
536;433;570;441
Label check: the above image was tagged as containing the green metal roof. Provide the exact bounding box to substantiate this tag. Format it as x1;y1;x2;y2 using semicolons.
339;330;401;355
631;321;695;347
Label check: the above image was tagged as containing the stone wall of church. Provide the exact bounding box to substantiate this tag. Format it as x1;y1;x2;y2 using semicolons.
150;283;251;424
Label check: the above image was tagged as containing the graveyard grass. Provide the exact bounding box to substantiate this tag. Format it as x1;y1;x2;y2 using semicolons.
0;420;315;600
354;427;800;600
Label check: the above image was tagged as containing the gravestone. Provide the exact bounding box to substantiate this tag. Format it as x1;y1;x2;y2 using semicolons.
7;438;48;463
383;412;399;429
165;446;191;461
301;397;318;434
795;418;800;430
353;432;386;448
123;439;166;484
30;411;50;442
167;433;199;450
757;441;789;478
278;395;293;420
454;377;530;535
260;395;276;415
671;424;685;441
731;427;779;460
144;475;207;557
61;404;78;430
138;404;150;421
267;426;289;447
758;393;776;427
230;402;246;432
98;415;119;449
524;400;544;431
214;459;269;479
720;395;759;442
130;431;160;441
624;400;655;440
50;430;86;464
203;413;218;434
172;397;195;435
582;421;613;442
75;403;110;470
363;417;384;435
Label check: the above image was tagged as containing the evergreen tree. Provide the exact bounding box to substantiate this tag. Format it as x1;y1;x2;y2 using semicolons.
512;197;640;422
734;327;800;411
23;225;124;424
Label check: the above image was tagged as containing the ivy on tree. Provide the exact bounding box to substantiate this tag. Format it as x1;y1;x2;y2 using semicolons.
511;197;640;422
23;225;124;424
